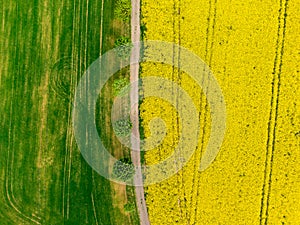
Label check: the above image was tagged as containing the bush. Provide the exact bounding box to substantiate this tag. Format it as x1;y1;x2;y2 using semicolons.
113;118;132;137
114;36;132;58
114;36;130;46
113;157;135;181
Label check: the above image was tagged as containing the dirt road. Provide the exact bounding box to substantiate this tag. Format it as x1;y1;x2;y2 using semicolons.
130;0;150;224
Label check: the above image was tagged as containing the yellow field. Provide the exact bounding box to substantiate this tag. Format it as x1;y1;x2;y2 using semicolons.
140;0;300;224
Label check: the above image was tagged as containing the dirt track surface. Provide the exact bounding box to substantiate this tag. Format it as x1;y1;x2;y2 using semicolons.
130;0;150;224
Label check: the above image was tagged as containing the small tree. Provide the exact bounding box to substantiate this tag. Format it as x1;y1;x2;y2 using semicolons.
114;36;130;46
113;157;135;181
114;36;132;58
113;118;132;137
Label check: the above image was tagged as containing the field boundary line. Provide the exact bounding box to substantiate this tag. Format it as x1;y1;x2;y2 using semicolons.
89;0;105;224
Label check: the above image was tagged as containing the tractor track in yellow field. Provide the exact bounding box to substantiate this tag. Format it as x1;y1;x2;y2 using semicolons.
190;0;217;224
171;0;185;222
259;0;289;224
176;0;186;222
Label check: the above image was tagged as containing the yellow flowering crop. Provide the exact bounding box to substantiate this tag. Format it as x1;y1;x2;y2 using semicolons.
140;0;300;224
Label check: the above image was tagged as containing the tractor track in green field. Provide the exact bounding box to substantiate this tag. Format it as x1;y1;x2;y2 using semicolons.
5;62;41;225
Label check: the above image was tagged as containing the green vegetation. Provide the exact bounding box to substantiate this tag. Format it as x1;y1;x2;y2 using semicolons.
96;65;140;223
126;185;140;224
124;203;136;212
113;77;130;97
115;36;131;46
0;0;138;224
114;36;132;58
113;158;135;181
114;0;132;22
113;118;133;137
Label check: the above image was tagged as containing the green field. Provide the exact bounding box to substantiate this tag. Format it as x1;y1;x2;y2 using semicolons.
0;0;138;224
